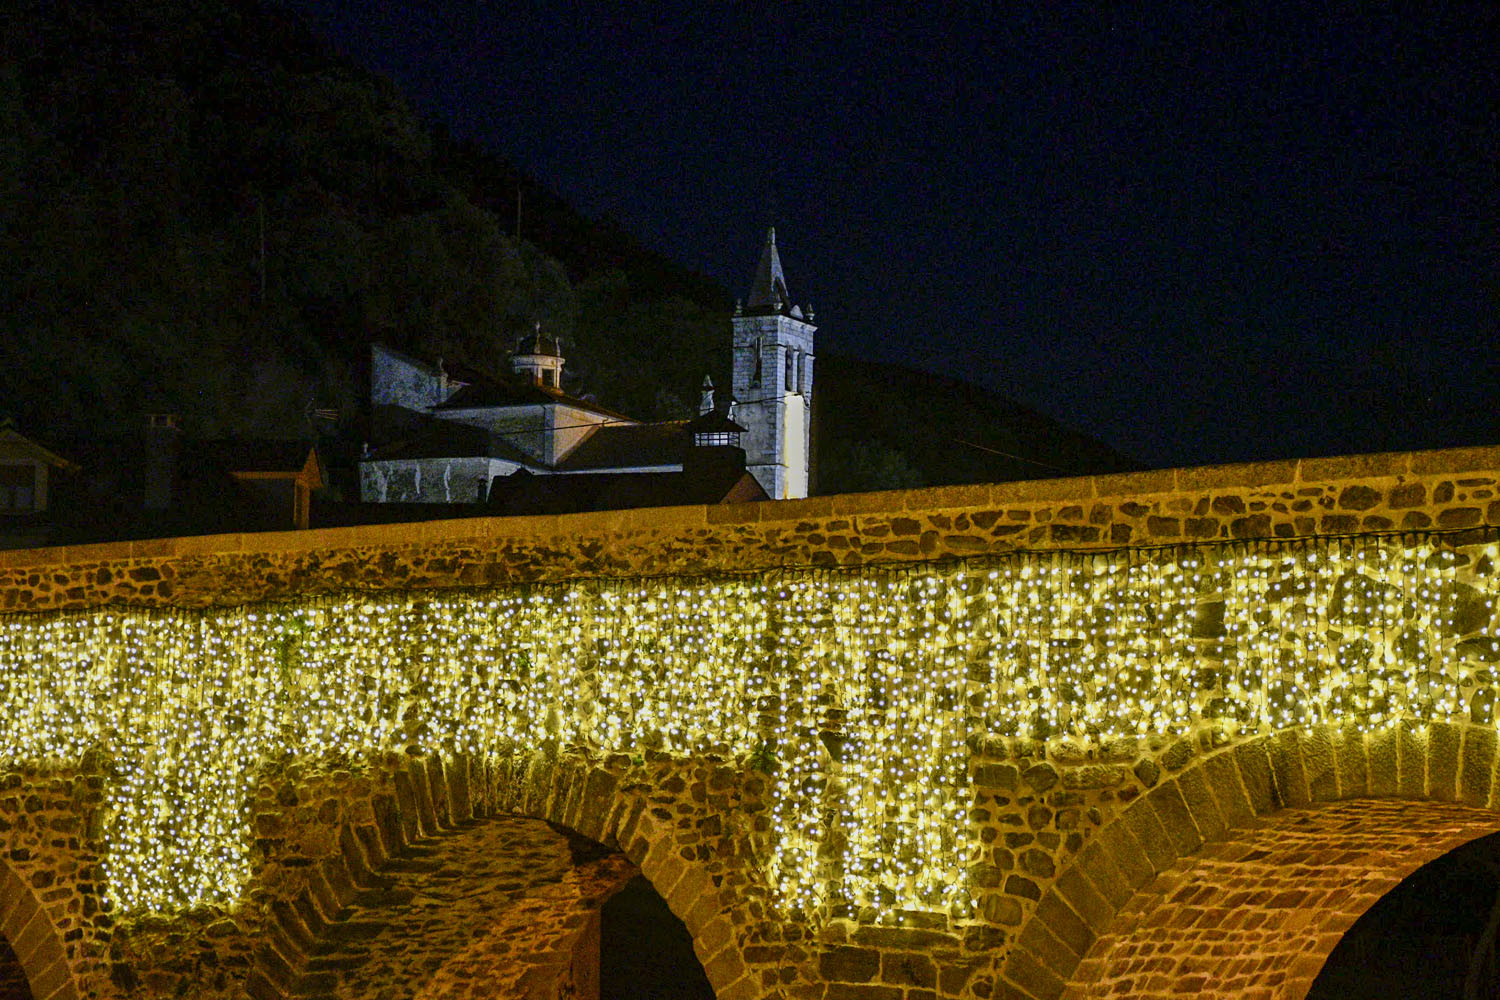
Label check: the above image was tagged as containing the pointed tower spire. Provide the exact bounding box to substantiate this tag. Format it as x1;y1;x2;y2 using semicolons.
731;227;816;500
746;226;790;312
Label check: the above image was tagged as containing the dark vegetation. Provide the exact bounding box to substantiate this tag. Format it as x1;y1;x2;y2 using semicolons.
1;0;1130;496
812;355;1135;492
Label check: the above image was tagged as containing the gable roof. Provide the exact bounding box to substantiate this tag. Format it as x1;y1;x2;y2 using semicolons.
366;420;534;466
433;372;630;421
0;428;79;470
555;422;689;471
486;466;767;516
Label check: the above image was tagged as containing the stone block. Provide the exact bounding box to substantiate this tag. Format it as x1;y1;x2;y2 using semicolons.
1336;485;1382;510
28;955;70;1000
879;951;937;988
1300;727;1338;802
10;919;56;982
1073;841;1133;910
1002;946;1066;1000
1428;721;1461;801
1034;891;1095;958
991;476;1095;504
1198;750;1252;829
445;753;473;822
1018;919;1080;980
1146;781;1202;857
973;763;1020;790
1092;468;1177;498
1301;451;1410;481
907;483;992;511
1022;763;1059;793
818;946;881;983
1338;728;1374;797
1267;730;1311;808
1173;768;1225;843
1052;866;1114;938
1460;726;1497;808
702;947;747;994
0;886;37;944
1367;725;1399;796
1179;459;1296;491
1095;819;1154;891
424;756;451;829
390;771;420;845
1439;507;1484;529
1410;445;1500;475
1232;741;1276;814
407;757;440;838
1397;722;1426;798
1388;482;1426;508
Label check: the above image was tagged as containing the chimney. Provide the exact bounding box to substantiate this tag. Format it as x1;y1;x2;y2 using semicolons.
144;413;181;511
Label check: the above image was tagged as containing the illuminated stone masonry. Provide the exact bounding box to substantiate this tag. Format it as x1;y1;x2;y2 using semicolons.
1;444;1500;1000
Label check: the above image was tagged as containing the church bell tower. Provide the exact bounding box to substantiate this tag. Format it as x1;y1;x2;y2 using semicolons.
731;228;815;499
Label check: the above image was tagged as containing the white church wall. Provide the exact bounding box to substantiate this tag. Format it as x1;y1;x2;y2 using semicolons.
360;457;519;504
371;344;447;412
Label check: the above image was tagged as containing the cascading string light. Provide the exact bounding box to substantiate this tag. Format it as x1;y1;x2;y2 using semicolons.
0;531;1496;922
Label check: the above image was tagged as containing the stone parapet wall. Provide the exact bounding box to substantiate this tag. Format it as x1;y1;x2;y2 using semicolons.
1;444;1499;612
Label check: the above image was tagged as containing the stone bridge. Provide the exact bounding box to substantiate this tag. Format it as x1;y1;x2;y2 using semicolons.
1;445;1499;1000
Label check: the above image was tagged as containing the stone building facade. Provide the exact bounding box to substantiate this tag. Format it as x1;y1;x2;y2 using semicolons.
359;229;815;508
732;228;815;500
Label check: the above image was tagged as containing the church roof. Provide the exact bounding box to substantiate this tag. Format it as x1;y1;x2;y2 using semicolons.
555;422;689;471
486;467;766;516
365;421;534;465
745;226;792;313
433;373;629;421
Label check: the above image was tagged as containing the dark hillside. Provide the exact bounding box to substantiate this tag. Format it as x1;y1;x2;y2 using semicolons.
0;0;724;444
1;0;1130;494
813;354;1137;494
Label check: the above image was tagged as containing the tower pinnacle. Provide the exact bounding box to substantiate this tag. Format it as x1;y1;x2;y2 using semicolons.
746;227;791;313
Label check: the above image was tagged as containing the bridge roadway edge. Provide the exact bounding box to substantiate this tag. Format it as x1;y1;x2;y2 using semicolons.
1;443;1500;998
3;443;1499;612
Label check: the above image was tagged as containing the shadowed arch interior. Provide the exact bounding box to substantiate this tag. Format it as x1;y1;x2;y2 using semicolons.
998;721;1500;1000
0;863;73;1000
249;752;751;1000
1062;799;1500;999
0;938;32;1000
602;875;716;1000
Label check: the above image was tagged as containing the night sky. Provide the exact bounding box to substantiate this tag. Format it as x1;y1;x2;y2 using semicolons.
279;2;1499;470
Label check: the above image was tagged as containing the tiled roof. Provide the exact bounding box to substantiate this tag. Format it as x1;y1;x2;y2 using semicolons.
555;422;689;471
366;421;533;466
486;467;766;516
434;373;629;421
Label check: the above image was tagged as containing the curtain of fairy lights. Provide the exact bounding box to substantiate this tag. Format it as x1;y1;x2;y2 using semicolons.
0;532;1496;922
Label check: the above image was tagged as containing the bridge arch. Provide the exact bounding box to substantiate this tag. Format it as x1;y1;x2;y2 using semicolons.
0;858;79;1000
249;749;764;1000
1003;720;1500;1000
492;750;766;999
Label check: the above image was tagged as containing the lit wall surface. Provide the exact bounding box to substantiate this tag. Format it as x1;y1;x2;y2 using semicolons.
3;532;1497;922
